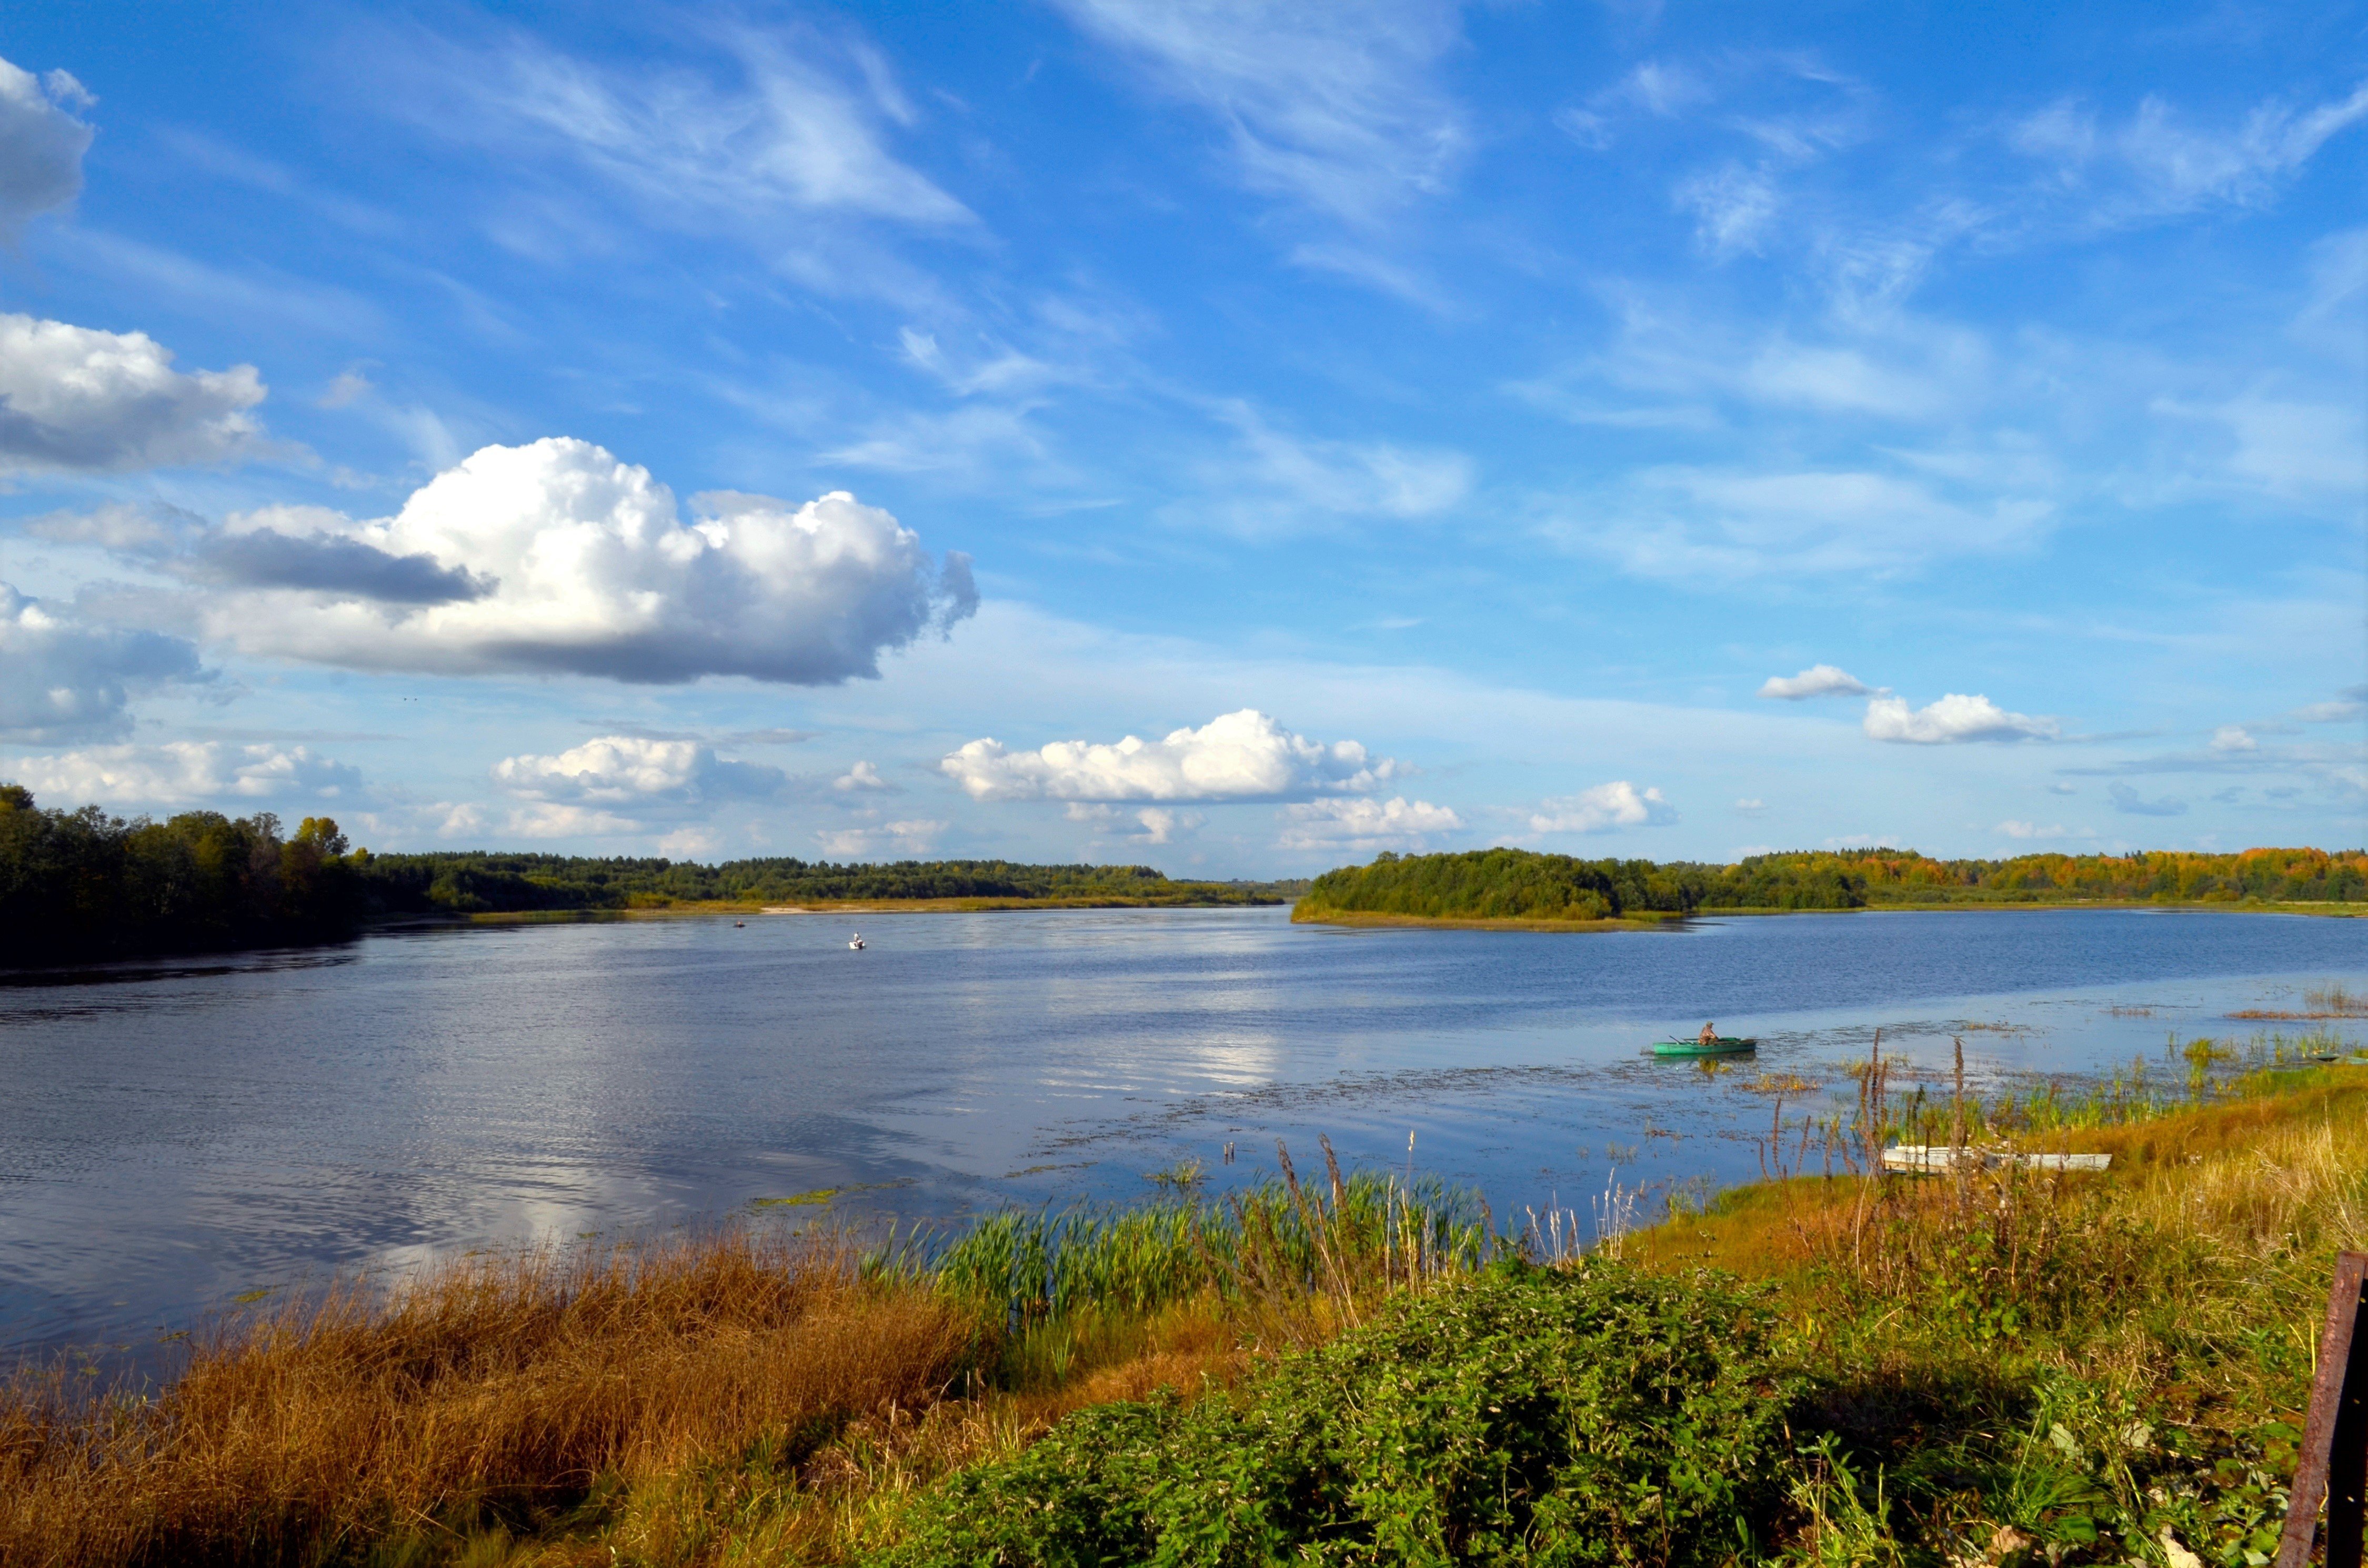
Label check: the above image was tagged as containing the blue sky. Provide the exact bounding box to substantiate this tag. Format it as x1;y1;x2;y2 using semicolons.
1;1;2362;874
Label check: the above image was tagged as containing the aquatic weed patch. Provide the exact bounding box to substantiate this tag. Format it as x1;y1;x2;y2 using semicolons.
885;1259;1802;1567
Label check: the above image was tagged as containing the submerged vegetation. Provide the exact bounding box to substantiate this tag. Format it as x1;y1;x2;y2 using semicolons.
0;784;1295;966
5;1045;2364;1566
1296;845;2368;926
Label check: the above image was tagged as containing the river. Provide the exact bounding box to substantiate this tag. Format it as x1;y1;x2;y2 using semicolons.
4;905;2365;1360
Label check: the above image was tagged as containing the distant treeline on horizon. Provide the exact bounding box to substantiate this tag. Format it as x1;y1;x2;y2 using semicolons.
7;783;2364;965
0;784;1294;966
1298;845;2368;923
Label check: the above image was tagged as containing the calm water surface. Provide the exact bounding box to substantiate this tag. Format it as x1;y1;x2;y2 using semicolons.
5;906;2366;1359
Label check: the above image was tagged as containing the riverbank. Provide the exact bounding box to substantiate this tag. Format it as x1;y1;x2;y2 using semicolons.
8;1046;2361;1565
1291;896;2368;930
445;892;1290;924
1285;905;1674;932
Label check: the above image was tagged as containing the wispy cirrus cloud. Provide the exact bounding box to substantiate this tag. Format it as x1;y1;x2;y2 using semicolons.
815;818;946;858
375;21;969;230
1050;0;1468;227
1544;465;2052;580
2108;781;2188;817
2010;78;2368;231
1182;400;1473;536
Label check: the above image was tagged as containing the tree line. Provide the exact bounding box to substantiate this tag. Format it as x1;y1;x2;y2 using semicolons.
11;779;2361;964
357;851;1294;913
0;785;1298;965
1297;844;2368;922
0;785;367;964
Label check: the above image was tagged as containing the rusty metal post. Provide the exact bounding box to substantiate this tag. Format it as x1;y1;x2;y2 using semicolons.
2277;1251;2367;1568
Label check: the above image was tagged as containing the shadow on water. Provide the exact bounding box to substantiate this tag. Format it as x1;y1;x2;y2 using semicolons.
0;948;364;990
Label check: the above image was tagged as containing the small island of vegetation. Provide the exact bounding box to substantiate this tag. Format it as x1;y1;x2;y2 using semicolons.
0;784;1300;968
1295;845;2368;930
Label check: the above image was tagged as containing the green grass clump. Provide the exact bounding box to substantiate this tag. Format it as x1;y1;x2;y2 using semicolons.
920;1169;1488;1331
883;1258;1800;1567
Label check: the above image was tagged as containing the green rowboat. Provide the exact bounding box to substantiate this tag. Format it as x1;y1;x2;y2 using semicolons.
1651;1036;1758;1058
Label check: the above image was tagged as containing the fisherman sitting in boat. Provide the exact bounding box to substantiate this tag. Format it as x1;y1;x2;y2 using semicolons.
1699;1021;1718;1048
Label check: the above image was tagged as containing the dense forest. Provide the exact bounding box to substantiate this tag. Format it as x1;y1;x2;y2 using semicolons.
1297;844;2368;923
1805;844;2368;903
0;785;368;964
0;785;1294;965
356;851;1293;913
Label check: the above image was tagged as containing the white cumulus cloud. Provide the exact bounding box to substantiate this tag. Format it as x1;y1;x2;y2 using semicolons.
0;314;267;475
815;818;946;858
1863;692;2056;744
833;759;896;792
1277;795;1461;850
0;56;93;235
2210;726;2258;752
492;735;784;814
1758;664;1874;700
1131;807;1202;845
201;438;977;684
1527;781;1677;834
0;584;205;743
941;708;1397;802
7;741;360;808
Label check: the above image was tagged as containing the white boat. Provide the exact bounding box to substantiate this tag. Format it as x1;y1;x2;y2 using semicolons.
848;933;865;950
1882;1145;2110;1174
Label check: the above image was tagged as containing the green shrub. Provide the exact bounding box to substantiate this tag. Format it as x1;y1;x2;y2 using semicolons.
886;1259;1801;1567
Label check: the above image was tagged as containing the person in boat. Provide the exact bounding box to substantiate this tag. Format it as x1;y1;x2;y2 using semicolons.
1699;1021;1718;1048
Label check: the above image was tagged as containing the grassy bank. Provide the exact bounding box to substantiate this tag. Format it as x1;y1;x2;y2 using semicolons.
1282;906;1681;933
449;893;1295;924
7;1056;2364;1565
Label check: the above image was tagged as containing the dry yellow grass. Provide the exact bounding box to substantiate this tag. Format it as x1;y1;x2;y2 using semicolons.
12;1074;2359;1566
1626;1070;2368;1318
0;1232;976;1565
0;1232;1301;1567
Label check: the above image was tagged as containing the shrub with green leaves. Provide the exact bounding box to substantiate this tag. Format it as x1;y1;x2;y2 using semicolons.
885;1259;1802;1567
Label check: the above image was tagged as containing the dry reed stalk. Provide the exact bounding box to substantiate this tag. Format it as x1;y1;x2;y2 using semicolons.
0;1230;969;1566
1272;1140;1352;1314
